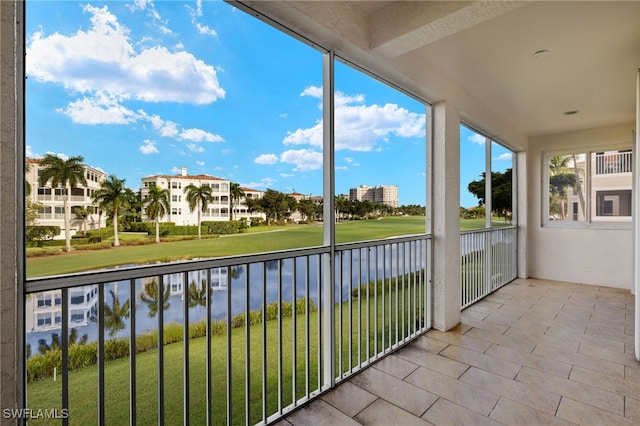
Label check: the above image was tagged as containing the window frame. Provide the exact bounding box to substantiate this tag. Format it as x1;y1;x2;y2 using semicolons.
542;144;633;229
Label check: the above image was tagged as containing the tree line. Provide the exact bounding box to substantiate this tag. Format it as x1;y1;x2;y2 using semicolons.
29;154;426;249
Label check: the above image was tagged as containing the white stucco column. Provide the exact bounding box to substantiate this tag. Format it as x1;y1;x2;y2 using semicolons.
516;150;528;279
431;101;461;331
0;0;21;414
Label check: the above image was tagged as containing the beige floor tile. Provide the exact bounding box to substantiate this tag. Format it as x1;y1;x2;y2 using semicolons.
569;365;640;398
515;366;624;416
411;335;450;354
285;399;362;426
354;398;433;426
460;367;560;415
405;366;500;416
372;353;420;380
489;398;576;426
556;397;637;426
463;327;536;353
462;318;511;336
533;342;625;379
578;342;640;369
505;326;581;353
422;398;501;426
439;344;521;379
626;396;640;422
425;329;492;353
485;343;572;378
321;381;378;418
350;366;439;417
396;345;470;379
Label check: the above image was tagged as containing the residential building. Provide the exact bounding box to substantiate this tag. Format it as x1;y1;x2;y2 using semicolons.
25;286;98;332
233;187;265;222
26;157;107;234
141;167;231;225
349;184;399;208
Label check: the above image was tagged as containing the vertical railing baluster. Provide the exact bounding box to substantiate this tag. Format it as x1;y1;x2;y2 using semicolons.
98;283;105;426
366;248;370;361
277;260;282;413
291;258;297;405
61;288;69;426
357;249;362;367
381;244;386;352
205;269;212;426
226;266;233;425
261;263;267;423
348;250;352;373
129;278;137;426
158;275;165;426
338;251;343;377
183;271;190;426
305;256;310;399
395;243;399;343
244;265;251;426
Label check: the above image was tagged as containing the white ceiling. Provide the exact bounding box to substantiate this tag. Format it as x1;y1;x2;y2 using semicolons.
245;1;640;138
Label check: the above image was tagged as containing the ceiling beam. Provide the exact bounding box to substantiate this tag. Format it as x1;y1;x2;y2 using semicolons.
369;0;525;58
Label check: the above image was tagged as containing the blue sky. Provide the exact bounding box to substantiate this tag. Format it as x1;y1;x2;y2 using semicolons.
26;1;510;207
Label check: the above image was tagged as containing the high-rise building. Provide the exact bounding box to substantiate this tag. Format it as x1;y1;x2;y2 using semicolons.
349;184;398;208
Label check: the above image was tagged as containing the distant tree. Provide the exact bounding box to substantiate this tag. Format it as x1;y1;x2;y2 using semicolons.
467;168;512;217
229;183;245;221
38;154;87;252
140;280;170;318
548;156;576;220
144;184;170;243
250;189;295;225
103;289;131;337
184;183;214;239
297;199;317;221
92;175;128;246
73;206;90;235
120;188;142;230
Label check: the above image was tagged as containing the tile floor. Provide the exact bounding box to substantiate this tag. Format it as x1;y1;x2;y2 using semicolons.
277;278;639;425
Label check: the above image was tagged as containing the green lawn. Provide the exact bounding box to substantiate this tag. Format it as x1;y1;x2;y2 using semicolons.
26;216;429;277
27;278;425;425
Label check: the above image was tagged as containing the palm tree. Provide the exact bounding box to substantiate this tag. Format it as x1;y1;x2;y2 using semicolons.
73;206;90;235
92;175;127;247
38;154;87;252
187;280;208;308
183;183;213;239
229;182;245;220
144;184;170;243
140;280;170;318
103;289;131;337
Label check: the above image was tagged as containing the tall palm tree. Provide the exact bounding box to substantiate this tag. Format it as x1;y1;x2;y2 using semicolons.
144;184;170;243
92;175;127;247
73;206;90;235
103;289;131;337
183;183;213;239
38;154;87;252
229;182;245;220
140;280;170;318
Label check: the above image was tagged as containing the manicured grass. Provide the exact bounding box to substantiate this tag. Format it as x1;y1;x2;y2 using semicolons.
27;280;425;425
26;216;429;278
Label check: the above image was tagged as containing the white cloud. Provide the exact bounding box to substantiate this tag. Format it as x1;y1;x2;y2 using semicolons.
196;160;205;166
139;140;159;154
280;173;294;178
195;23;218;37
280;149;323;171
187;0;218;37
186;143;205;153
58;94;140;125
27;4;225;106
284;85;425;152
178;128;224;142
242;177;277;189
468;133;486;144
254;154;278;165
496;152;513;161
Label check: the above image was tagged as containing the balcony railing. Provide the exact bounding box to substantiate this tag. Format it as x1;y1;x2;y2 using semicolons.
24;234;431;425
460;226;517;309
594;151;632;175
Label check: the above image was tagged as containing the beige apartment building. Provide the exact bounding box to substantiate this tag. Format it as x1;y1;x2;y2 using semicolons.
349;184;399;208
26;157;108;233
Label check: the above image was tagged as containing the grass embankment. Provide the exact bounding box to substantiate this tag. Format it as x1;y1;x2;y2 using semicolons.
26;216;430;278
27;277;425;425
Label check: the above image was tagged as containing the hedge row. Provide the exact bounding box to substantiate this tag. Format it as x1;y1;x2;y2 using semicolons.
27;298;316;382
128;221;247;236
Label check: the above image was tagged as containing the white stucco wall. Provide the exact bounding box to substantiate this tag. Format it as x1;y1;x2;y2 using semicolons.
528;123;635;289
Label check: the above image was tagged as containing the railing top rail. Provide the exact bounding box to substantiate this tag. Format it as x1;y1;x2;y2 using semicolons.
460;225;516;236
25;233;432;293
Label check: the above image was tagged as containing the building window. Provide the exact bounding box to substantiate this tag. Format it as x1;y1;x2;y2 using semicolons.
544;148;632;226
37;313;52;327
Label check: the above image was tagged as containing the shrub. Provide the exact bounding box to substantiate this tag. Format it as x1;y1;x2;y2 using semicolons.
202;221;245;235
26;226;60;247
